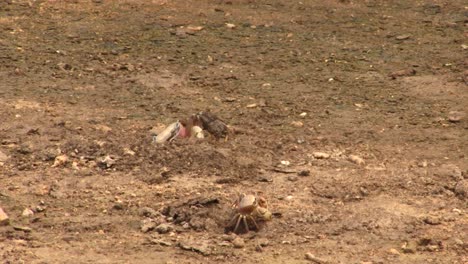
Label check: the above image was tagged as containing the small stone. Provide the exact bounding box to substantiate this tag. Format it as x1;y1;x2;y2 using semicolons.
389;68;416;79
246;103;257;108
139;207;158;217
305;252;328;263
284;195;294;201
98;155;116;169
423;216;441;225
313;152;330;159
287;175;298;182
221;234;236;242
454;180;467;198
454;238;464;246
0;207;9;226
141;219;156;233
0;150;8;163
149;238;172;247
395;34;411;40
13;226;32;232
349;155;365;165
178;240;212;256
257;238;269;247
112;202;124;210
226;23;236;29
52;154;68;167
298;170;310;177
232;237;245;248
401;241;417;254
123;148;136;156
22;208;34;217
35;205;46;212
291;121;304;127
448;111;465;123
434;164;462;180
299;112;307;118
95;124;112;133
155;223;171;234
388;248;400;255
13;239;28;246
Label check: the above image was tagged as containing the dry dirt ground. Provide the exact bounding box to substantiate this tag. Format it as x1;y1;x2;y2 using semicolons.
0;0;467;263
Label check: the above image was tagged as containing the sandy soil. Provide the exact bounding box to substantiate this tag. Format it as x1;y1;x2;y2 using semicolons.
0;0;467;263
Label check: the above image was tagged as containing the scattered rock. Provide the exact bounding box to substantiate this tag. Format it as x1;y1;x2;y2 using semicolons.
112;202;125;210
232;237;245;248
454;238;464;247
454;180;467;199
291;121;304;128
395;34;411;40
149;238;172;246
305;252;328;263
423;216;441;225
52;154;68;167
448;111;465;123
35;205;46;212
287;175;298;182
226;23;236;29
348;155;365;165
388;248;400;255
389;68;416;79
178;239;212;256
22;208;34;217
246;103;257;108
98;155;116;169
0;150;8;163
123;148;136;156
140;218;156;233
13;225;32;232
257;238;270;247
402;241;417;253
95;124;112;133
434;164;462;180
313;152;330;159
298;170;310;177
155;223;171;234
221;234;236;242
139;207;158;218
299;112;307;118
0;207;9;226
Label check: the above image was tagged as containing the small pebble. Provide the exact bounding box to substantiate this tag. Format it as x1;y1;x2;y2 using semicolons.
140;220;156;233
0;207;9;226
305;252;327;263
298;170;310;177
313;152;330;159
155;223;171;234
287;175;298;182
291;121;304;128
232;237;245;248
349;155;365;165
448;111;465;123
22;208;34;217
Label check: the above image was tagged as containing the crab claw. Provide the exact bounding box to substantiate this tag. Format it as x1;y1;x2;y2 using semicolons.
178;124;189;138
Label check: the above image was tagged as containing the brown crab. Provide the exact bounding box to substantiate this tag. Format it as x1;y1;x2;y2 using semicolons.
227;193;272;234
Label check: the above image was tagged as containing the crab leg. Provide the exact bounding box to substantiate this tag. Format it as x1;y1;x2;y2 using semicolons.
243;216;250;232
233;215;243;234
248;216;259;230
